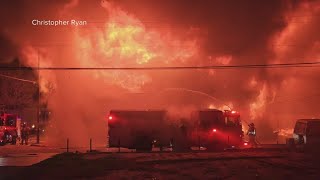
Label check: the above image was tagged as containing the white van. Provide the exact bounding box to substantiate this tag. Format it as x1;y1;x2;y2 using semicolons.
293;119;320;145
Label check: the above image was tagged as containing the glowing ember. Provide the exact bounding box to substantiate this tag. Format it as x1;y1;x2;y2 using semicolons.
208;104;216;109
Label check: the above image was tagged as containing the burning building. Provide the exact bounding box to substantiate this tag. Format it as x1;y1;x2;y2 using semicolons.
0;0;319;146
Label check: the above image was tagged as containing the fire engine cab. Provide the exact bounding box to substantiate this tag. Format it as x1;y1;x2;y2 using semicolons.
0;113;20;145
191;109;244;150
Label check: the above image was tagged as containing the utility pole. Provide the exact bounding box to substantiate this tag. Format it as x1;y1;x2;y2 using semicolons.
36;49;40;144
277;118;279;144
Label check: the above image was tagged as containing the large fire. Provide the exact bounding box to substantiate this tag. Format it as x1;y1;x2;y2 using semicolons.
71;0;198;91
1;0;319;145
18;0;200;145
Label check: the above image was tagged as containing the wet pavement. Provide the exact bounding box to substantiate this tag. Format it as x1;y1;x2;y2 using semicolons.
0;140;63;166
2;150;319;180
0;140;290;167
0;153;58;166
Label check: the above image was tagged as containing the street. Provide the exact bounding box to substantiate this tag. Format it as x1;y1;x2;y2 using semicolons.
0;143;62;166
0;144;320;179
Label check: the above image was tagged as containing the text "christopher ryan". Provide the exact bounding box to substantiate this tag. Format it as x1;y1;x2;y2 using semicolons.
32;20;87;26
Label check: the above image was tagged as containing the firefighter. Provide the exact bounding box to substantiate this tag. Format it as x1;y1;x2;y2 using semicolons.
247;123;258;147
180;123;187;137
21;122;29;145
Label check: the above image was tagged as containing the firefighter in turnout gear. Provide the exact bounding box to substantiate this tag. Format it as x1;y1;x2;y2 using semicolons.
247;123;258;147
20;122;29;145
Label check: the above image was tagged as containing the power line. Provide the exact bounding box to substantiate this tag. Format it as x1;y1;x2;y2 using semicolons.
29;43;315;48
0;61;320;70
0;74;37;84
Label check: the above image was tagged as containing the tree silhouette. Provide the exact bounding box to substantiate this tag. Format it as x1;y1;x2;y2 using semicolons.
0;59;37;111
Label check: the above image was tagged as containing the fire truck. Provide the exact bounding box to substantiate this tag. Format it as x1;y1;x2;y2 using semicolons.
190;109;244;150
107;109;244;151
108;110;175;151
0;113;20;145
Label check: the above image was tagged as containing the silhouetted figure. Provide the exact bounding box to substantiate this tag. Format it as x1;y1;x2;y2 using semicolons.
247;123;258;148
21;123;29;145
180;124;187;137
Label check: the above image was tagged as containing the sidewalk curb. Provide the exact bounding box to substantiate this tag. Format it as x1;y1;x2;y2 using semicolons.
30;144;47;147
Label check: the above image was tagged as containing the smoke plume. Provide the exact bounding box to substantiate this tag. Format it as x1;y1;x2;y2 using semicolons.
0;0;319;144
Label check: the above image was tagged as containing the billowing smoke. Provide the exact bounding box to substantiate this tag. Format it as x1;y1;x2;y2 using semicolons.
0;0;319;145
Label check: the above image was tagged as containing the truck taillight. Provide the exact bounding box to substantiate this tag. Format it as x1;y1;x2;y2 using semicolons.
244;142;248;146
108;116;113;120
212;129;217;132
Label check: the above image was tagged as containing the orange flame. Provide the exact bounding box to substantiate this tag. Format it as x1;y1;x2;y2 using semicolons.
249;84;267;120
71;1;199;91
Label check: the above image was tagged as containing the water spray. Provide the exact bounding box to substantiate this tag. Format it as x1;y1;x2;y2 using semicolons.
161;88;232;111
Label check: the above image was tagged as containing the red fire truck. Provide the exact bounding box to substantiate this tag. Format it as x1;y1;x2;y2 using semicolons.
107;109;244;151
0;113;20;145
108;110;174;151
190;109;244;150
